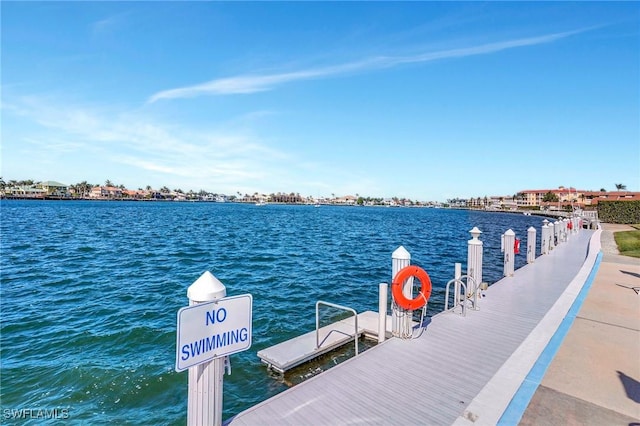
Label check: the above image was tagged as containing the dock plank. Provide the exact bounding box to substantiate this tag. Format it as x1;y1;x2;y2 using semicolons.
229;230;597;426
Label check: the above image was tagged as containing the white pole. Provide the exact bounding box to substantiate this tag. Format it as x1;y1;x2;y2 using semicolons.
391;246;411;339
503;229;515;277
550;221;557;250
378;283;387;343
454;263;462;308
527;226;536;264
467;227;483;309
541;220;549;255
187;271;227;426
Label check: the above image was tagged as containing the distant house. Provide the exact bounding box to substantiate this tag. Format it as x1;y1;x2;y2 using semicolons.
335;195;357;205
6;185;47;198
581;191;640;206
517;187;579;209
122;189;148;199
476;195;517;210
516;187;640;210
40;181;68;197
89;186;123;199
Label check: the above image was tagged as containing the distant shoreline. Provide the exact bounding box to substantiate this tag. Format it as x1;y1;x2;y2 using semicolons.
0;196;570;217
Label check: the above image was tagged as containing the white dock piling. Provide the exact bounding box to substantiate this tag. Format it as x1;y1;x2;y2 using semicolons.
187;271;227;426
391;246;411;339
378;283;387;343
467;227;483;306
541;220;549;255
503;229;515;277
527;226;536;264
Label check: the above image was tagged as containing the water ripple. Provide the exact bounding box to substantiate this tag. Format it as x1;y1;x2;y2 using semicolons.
1;200;547;424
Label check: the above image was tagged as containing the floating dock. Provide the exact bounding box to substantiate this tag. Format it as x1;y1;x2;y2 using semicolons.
257;311;394;373
228;229;599;425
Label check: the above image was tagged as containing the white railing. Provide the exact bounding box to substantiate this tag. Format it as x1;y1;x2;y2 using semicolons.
315;301;359;356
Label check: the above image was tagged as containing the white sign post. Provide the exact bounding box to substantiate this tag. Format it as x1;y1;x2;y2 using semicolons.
177;271;252;426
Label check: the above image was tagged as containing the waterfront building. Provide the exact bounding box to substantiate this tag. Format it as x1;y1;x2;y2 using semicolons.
40;181;68;197
89;186;123;199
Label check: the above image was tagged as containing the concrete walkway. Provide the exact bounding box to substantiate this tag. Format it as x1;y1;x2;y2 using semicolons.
519;224;640;425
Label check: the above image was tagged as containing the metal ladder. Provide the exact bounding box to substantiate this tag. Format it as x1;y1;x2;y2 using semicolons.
315;301;359;356
444;275;480;316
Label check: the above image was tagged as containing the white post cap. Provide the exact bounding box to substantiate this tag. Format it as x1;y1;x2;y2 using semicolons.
505;229;515;236
469;226;482;240
392;245;411;260
187;271;227;302
528;226;536;233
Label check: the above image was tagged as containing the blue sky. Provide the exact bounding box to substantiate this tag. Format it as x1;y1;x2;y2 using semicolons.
2;2;638;201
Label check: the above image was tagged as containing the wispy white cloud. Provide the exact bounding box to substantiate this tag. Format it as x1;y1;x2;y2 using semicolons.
5;96;292;191
148;28;586;103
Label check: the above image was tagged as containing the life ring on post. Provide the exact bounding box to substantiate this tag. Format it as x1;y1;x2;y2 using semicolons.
514;238;521;254
391;265;432;310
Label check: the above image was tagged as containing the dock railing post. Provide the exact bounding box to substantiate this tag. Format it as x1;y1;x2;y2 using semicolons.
454;263;462;308
467;226;483;308
391;246;411;339
527;226;536;264
378;283;387;343
550;221;557;250
503;229;515;277
187;271;227;426
541;220;549;255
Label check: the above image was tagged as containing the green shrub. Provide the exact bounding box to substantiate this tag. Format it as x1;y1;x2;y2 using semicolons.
598;200;640;224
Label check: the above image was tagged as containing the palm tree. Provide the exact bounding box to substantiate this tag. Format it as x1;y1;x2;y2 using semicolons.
73;181;90;198
614;183;627;191
105;179;113;187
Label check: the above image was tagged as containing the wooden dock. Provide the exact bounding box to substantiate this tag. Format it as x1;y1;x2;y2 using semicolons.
228;229;599;425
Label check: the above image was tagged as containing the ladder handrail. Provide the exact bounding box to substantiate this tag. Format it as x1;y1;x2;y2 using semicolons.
444;278;468;316
316;301;359;356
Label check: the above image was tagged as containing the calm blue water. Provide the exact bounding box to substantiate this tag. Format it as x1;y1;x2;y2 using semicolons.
0;201;549;424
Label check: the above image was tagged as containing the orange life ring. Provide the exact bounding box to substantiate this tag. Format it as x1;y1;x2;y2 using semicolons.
391;265;432;310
